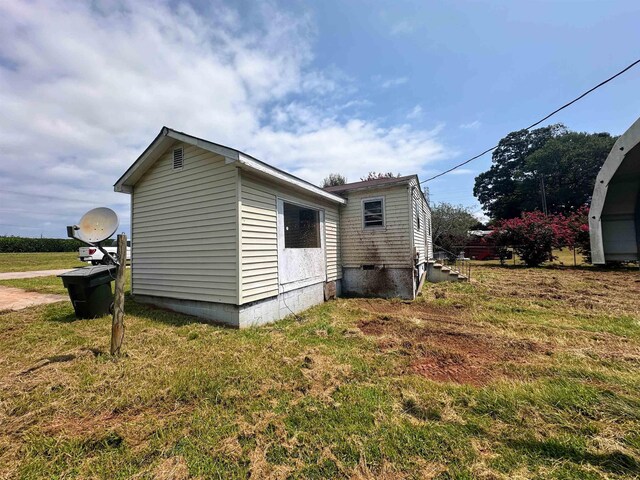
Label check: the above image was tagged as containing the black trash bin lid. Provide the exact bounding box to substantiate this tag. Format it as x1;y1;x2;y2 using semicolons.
58;265;117;278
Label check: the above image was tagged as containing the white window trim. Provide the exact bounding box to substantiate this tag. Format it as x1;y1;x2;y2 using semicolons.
362;196;385;230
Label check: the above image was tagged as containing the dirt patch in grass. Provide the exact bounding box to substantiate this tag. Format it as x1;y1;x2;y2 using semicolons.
358;314;549;386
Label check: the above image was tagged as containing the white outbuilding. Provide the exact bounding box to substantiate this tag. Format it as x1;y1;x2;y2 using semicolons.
589;117;640;264
115;127;438;327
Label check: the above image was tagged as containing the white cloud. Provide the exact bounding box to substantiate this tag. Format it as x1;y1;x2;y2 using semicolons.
390;20;415;36
407;105;423;120
448;168;474;175
379;76;408;88
0;0;450;236
459;120;481;129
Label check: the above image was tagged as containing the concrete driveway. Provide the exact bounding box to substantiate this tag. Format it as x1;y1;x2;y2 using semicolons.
0;269;74;280
0;286;67;311
0;269;73;311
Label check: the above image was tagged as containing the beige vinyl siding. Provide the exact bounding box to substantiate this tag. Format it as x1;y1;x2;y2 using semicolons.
325;207;340;281
411;178;428;264
239;174;279;303
239;172;341;304
132;142;238;304
425;200;433;260
340;184;412;267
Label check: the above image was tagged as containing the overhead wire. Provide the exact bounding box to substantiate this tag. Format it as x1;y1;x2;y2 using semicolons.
421;57;640;183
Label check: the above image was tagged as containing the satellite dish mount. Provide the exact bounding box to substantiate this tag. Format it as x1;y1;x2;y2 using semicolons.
67;207;120;266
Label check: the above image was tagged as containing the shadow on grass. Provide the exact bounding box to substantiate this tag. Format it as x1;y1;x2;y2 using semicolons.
45;296;233;330
507;438;640;475
49;310;78;323
18;348;103;376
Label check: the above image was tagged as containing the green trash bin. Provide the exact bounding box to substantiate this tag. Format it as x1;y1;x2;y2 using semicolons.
58;265;117;318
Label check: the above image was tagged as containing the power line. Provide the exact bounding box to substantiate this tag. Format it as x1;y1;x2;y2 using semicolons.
422;57;640;183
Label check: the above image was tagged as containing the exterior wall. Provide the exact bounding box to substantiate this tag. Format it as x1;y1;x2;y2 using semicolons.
339;184;412;268
409;178;432;264
342;267;414;299
239;171;341;305
134;280;338;328
601;176;640;261
239;174;279;303
325;206;340;281
238;282;326;328
132;142;238;303
425;206;433;260
135;294;240;328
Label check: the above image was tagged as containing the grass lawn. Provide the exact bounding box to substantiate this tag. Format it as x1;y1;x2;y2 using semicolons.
0;265;639;478
0;252;86;272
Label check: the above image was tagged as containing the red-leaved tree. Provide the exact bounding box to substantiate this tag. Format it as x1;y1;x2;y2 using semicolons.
566;205;591;262
491;210;586;267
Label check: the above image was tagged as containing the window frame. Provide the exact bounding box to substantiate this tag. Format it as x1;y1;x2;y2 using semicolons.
282;200;322;249
362;196;386;230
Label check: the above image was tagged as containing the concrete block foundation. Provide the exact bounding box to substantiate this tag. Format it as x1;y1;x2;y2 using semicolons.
134;280;339;328
342;266;414;299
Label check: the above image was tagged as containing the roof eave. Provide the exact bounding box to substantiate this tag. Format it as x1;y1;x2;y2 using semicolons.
233;153;346;204
114;127;346;205
326;175;418;195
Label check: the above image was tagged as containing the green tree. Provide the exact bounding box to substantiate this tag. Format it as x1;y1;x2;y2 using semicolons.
473;124;566;220
360;172;400;181
524;132;616;213
322;173;347;188
474;125;616;220
431;203;478;257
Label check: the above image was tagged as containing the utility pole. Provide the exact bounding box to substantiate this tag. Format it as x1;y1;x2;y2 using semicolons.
540;176;548;216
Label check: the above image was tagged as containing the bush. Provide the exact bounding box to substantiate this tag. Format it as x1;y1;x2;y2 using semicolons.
0;236;83;253
566;205;591;262
491;211;579;267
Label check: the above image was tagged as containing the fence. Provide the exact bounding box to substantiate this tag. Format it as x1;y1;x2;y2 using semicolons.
434;244;472;280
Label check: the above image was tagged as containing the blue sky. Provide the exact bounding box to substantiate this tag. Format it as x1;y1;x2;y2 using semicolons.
1;0;639;237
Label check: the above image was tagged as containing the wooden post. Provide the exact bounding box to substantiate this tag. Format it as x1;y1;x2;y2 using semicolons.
110;234;126;356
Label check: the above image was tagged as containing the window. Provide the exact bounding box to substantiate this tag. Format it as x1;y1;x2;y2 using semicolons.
363;198;384;228
172;147;184;170
416;201;421;230
284;202;320;248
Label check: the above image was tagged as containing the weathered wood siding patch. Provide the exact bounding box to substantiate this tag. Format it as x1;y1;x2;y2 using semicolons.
410;178;432;263
339;184;412;268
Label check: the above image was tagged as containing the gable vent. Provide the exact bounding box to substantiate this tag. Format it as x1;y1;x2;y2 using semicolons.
173;147;184;170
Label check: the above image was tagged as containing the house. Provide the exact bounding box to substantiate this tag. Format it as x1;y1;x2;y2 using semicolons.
590;117;640;264
325;176;432;299
114;127;434;328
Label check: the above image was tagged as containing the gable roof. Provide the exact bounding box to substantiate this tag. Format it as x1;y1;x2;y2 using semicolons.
114;127;346;205
323;174;418;193
324;174;430;207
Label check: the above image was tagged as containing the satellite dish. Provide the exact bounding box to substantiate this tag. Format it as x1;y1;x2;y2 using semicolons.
72;207;119;243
